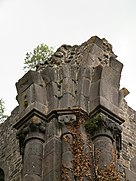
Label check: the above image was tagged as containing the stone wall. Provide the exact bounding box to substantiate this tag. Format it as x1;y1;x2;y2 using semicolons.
0;107;22;181
119;100;136;180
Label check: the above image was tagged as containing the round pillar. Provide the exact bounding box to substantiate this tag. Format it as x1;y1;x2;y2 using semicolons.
85;112;122;180
16;117;46;181
23;132;45;181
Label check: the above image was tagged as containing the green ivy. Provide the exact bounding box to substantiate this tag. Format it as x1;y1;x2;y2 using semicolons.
84;113;101;135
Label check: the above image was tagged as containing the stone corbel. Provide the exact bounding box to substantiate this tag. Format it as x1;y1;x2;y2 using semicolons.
58;114;77;124
58;114;77;135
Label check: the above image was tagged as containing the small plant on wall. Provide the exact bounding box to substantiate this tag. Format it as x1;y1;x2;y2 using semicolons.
84;113;101;135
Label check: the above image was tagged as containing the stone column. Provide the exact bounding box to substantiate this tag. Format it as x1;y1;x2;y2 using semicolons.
85;111;122;180
58;115;76;180
16;116;46;181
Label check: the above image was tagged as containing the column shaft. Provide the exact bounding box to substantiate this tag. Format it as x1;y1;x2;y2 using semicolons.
23;133;45;181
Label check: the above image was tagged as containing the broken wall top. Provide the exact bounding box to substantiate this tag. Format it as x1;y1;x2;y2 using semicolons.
16;36;123;120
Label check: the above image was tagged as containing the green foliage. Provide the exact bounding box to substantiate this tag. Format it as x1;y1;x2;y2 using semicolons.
24;44;54;71
0;99;8;123
84;113;101;135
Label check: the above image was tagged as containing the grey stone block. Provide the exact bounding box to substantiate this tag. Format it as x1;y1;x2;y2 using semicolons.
101;66;121;89
59;93;76;109
16;71;44;94
45;82;55;102
48;96;59;112
41;66;55;84
71;64;78;81
78;66;93;80
18;84;47;112
52;81;60;95
43;169;60;181
78;77;91;98
52;66;63;82
44;137;61;158
85;44;103;66
62;151;73;168
77;77;83;94
89;80;100;101
43;137;61;178
110;58;123;73
130;156;136;172
44;152;54;175
62;78;75;95
46;119;60;140
100;81;119;106
83;66;93;80
83;78;91;98
62;64;72;78
77;94;89;112
87;36;104;48
100;96;119;114
91;65;102;82
125;169;136;181
89;97;100;113
44;151;61;176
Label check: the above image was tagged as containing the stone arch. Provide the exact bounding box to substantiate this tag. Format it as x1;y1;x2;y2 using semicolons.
0;168;5;181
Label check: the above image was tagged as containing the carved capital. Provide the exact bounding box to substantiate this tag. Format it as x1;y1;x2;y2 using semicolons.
85;112;122;137
100;113;122;135
16;118;46;156
85;112;122;157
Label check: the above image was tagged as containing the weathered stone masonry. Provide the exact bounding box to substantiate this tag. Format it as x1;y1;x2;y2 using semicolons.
0;36;136;180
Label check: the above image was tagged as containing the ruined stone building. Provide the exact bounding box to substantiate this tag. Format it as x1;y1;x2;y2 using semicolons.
0;36;136;181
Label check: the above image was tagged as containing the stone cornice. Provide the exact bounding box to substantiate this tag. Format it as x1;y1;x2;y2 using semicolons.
14;106;88;130
89;105;125;125
14;104;47;130
47;107;88;121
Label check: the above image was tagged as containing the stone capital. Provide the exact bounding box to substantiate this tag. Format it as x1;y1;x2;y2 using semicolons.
16;116;46;156
86;106;123;157
86;112;122;141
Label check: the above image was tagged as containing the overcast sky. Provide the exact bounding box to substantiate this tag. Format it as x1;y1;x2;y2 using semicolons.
0;0;136;115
